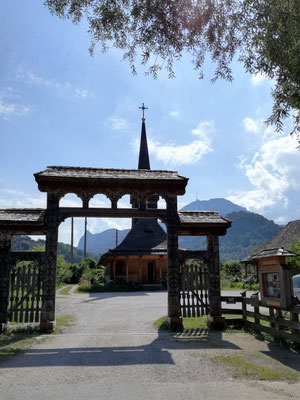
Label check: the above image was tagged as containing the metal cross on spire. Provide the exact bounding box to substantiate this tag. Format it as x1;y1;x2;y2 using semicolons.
139;103;148;119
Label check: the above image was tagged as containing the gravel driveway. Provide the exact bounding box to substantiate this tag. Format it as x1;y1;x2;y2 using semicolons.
0;289;299;400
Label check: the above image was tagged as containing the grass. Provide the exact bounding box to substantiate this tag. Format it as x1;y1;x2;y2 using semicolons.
154;315;208;331
221;281;259;291
212;354;300;381
58;284;74;296
0;313;76;363
154;315;244;332
55;314;76;333
76;281;137;293
0;332;42;364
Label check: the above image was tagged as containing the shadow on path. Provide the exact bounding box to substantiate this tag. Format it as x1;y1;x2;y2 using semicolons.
0;330;239;369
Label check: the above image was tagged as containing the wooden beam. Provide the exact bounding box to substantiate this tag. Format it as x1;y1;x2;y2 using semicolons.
59;207;167;220
10;251;45;262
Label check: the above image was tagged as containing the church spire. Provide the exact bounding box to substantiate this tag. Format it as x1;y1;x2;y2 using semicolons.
138;103;150;170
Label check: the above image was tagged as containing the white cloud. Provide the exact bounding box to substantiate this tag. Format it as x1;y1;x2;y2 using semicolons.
18;70;93;101
228;134;300;223
0;100;30;118
251;72;267;85
135;121;214;167
0;88;30;119
169;110;179;118
108;116;129;131
243;117;261;133
74;88;90;99
0;188;46;209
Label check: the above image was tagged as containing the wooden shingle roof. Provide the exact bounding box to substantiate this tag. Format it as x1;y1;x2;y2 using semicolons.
179;211;231;236
34;166;188;196
0;209;46;234
100;219;167;260
35;166;186;181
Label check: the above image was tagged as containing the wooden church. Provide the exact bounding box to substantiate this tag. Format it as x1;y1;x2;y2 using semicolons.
100;116;168;284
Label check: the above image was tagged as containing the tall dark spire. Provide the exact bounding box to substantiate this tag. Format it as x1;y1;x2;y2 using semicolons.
131;103;158;225
138;119;150;169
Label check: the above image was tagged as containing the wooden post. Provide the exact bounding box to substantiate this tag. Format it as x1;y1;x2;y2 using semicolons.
112;261;116;280
251;293;260;325
70;217;74;263
290;310;299;336
241;291;247;323
41;192;59;332
166;195;182;330
207;234;225;329
0;233;12;331
84;217;87;258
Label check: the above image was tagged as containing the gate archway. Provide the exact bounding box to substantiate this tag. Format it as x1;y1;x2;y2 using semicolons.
0;166;231;332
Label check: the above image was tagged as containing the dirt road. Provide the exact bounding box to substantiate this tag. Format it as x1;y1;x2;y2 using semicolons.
0;289;299;400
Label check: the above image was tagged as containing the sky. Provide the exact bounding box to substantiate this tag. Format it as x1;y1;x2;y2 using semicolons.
1;1;300;246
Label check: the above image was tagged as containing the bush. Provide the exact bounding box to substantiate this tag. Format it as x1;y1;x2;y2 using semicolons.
56;256;102;286
221;260;243;280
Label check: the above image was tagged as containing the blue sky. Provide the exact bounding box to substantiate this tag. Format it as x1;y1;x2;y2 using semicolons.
1;1;300;245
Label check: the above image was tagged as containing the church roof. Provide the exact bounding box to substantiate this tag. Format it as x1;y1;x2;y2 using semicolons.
138;120;150;169
100;218;167;259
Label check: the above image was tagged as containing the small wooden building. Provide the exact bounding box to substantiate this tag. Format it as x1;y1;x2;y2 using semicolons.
100;218;167;284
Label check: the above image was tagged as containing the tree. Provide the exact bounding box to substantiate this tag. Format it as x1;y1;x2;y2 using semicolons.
239;1;300;137
287;236;300;271
221;260;242;280
44;0;300;140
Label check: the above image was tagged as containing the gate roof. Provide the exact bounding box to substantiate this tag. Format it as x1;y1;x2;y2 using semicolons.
179;211;231;236
34;166;188;197
0;209;46;234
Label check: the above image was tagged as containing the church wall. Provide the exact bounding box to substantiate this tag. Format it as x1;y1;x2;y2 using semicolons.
106;255;167;284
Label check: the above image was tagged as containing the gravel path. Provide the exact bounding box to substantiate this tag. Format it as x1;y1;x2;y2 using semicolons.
0;290;299;400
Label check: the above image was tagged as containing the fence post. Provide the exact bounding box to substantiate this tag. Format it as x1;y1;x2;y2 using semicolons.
269;307;275;329
0;233;12;332
251;292;260;326
290;310;299;336
241;291;247;324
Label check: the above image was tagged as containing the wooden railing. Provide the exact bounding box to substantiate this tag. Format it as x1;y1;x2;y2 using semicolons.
180;264;209;317
9;264;43;323
221;293;300;345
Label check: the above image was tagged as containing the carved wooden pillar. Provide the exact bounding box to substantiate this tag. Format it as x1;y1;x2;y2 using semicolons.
41;192;60;331
166;195;182;330
207;234;225;329
0;233;11;331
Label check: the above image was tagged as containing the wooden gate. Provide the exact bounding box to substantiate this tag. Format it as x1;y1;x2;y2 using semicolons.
180;263;209;317
9;264;43;323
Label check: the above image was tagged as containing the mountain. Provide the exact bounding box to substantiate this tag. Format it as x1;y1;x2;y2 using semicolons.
219;211;282;260
178;210;282;260
12;236;97;262
76;198;283;261
180;198;248;215
77;228;130;255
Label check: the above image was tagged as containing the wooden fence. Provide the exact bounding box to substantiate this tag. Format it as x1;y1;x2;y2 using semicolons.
221;293;300;345
9;264;43;323
180;264;209;317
